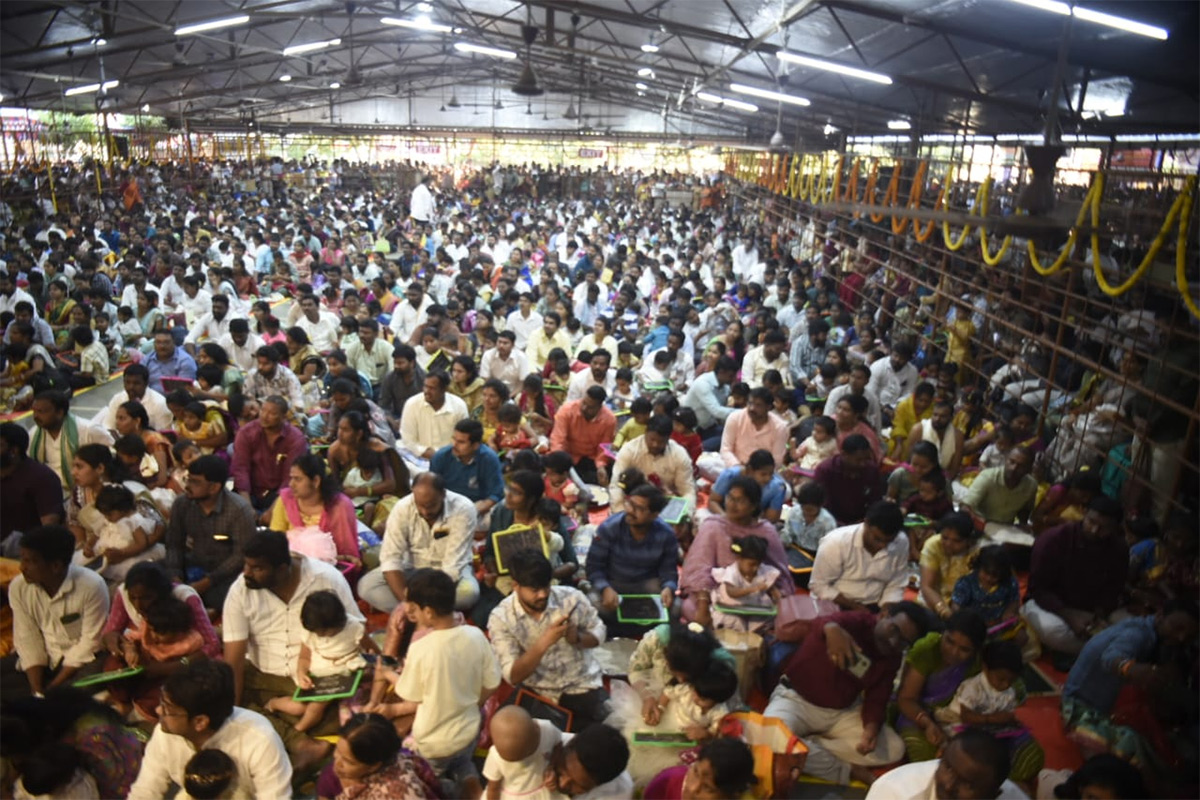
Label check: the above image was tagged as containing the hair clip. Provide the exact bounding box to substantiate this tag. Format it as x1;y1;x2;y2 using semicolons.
687;622;704;634
731;542;742;553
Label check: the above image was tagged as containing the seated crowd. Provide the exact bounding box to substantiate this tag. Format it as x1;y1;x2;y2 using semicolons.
0;156;1194;800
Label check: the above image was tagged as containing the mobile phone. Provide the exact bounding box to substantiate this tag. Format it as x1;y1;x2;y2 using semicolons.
847;650;872;679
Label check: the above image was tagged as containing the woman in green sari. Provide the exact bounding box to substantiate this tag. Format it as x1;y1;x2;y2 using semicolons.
45;279;78;349
136;289;165;354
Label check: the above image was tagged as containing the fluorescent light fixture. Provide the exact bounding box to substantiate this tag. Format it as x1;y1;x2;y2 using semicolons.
641;43;660;53
94;38;108;46
776;51;892;84
141;103;150;112
283;38;341;56
1006;0;1168;39
824;123;840;136
635;82;649;91
887;119;911;130
279;74;292;82
729;82;810;106
453;41;516;59
637;67;654;77
1007;0;1069;14
329;81;341;89
416;2;434;11
696;92;758;112
175;14;250;36
64;80;118;96
381;16;453;33
723;97;758;113
1072;6;1168;39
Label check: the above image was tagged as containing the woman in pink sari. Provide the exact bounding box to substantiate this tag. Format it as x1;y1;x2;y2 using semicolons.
268;453;361;573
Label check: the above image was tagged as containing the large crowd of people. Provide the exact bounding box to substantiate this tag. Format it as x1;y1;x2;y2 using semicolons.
0;153;1194;800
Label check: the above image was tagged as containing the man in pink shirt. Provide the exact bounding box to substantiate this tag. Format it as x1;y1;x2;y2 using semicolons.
548;385;616;485
719;387;790;468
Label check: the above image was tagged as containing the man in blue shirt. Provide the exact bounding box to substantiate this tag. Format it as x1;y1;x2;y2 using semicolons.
586;484;679;628
430;419;504;525
144;330;198;394
707;448;788;524
1061;600;1198;768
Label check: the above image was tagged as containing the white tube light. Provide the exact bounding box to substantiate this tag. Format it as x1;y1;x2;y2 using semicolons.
283;38;341;56
887;119;911;130
64;80;119;97
279;74;292;82
381;16;453;33
641;43;660;53
1007;0;1069;14
729;82;810;106
723;97;759;113
697;92;758;113
635;82;649;91
1071;6;1168;40
453;41;517;59
329;81;341;89
637;67;655;77
775;51;892;85
174;14;250;36
1006;0;1168;39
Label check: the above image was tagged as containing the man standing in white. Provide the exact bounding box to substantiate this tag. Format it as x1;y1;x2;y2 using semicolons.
222;530;363;773
410;173;436;226
127;661;293;800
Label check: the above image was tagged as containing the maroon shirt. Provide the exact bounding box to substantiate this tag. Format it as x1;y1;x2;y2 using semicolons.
781;611;901;727
230;420;309;499
813;454;883;525
1027;521;1128;616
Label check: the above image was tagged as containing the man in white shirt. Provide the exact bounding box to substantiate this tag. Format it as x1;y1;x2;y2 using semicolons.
742;330;793;389
358;472;480;612
389;282;433;343
183;292;234;353
478;331;531;396
178;275;213;327
127;661;293;800
216;319;265;373
30;390;114;495
399;371;469;459
157;262;190;311
0;270;39;318
505;292;543;349
8;525;108;697
731;234;759;280
864;729;1029;800
91;363;173;433
410;173;436;225
867;342;920;415
608;414;696;510
222;530;363;766
809;502;910;612
294;294;341;353
566;349;616;402
343;318;392;392
648;330;695;392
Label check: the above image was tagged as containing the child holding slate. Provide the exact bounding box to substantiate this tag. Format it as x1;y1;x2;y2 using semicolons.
709;535;782;632
267;590;367;732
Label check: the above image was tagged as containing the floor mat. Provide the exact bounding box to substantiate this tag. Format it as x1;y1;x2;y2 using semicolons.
1016;695;1084;772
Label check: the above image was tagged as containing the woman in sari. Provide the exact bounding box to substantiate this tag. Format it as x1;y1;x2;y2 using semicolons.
196;342;244;399
517;373;556;438
286;326;326;412
448;355;485;414
136;289;166;354
472;378;511;443
114;400;175;492
67;443;165;563
894;610;986;760
268;453;360;568
45;279;78;349
954;390;995;470
327;410;411;534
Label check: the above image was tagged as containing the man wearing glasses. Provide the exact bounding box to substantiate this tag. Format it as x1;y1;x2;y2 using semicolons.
764;601;935;788
128;660;291;799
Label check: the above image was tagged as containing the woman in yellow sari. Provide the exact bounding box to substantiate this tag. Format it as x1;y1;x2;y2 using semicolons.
45;279;78;349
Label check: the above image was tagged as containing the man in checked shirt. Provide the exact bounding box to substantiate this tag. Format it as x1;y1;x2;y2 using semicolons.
487;550;611;730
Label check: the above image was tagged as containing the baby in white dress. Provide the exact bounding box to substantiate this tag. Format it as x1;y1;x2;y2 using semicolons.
266;590;366;732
